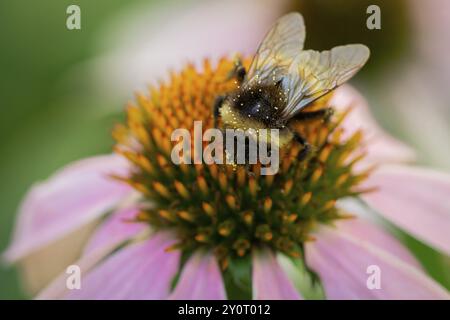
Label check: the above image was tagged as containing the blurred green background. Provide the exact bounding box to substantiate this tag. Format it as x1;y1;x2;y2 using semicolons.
1;0;449;299
0;0;153;299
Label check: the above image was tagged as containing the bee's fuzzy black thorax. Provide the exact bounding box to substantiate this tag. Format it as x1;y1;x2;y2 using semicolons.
228;84;287;128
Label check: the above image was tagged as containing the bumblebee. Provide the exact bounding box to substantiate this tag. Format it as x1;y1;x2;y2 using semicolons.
214;12;370;159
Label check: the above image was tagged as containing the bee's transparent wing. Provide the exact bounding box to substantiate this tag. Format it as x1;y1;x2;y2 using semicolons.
281;44;370;119
244;12;305;88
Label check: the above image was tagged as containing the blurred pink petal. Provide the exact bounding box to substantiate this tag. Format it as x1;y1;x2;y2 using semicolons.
384;66;450;171
93;0;289;101
36;208;147;299
65;231;180;299
335;218;422;269
361;165;450;256
3;154;133;263
306;224;449;299
17;220;100;295
331;85;416;165
83;207;147;255
252;248;302;300
37;235;124;299
169;252;226;300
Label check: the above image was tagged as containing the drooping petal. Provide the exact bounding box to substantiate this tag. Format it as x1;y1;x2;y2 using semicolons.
306;223;449;299
83;207;147;255
169;251;226;300
361;164;450;256
3;154;133;263
18;219;99;295
36;234;123;299
36;210;149;299
62;231;180;299
337;201;422;269
330;85;416;166
252;248;302;300
29;206;146;296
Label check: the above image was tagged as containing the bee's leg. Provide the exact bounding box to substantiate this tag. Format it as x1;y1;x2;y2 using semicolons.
293;107;334;122
235;63;246;84
228;56;246;84
293;132;311;161
213;95;225;128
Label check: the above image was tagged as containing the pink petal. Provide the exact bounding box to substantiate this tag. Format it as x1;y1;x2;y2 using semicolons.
169;252;226;300
36;208;149;299
252;248;302;300
306;224;449;299
83;207;147;255
36;237;122;299
336;207;422;269
361;164;450;256
4;154;133;262
65;231;180;299
330;85;416;166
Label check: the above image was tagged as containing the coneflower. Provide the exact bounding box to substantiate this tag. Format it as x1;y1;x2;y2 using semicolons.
4;59;450;300
113;57;370;269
